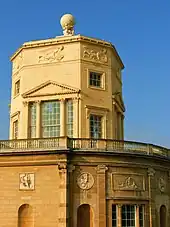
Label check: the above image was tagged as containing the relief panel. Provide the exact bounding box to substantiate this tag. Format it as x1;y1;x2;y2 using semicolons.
112;173;145;191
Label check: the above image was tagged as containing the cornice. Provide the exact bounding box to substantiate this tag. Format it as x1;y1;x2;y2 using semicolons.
10;34;124;69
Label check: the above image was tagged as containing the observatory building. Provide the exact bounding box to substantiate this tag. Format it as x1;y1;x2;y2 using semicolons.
0;13;169;227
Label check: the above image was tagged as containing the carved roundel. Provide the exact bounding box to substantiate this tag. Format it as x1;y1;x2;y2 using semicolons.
77;172;94;190
159;177;166;192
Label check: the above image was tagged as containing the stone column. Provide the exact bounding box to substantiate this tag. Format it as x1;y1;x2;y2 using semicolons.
58;163;68;227
147;168;156;227
96;164;108;227
117;205;122;227
73;97;80;138
22;101;29;138
36;100;41;138
60;99;66;137
135;205;140;227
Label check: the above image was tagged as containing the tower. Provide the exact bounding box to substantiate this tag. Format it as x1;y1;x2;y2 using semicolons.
9;14;125;140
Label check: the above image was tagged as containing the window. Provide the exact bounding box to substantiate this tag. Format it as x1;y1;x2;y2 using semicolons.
13;120;18;139
41;101;60;137
67;100;73;137
122;205;135;227
90;114;102;139
14;80;20;96
112;205;145;227
112;205;117;227
89;72;102;88
29;103;36;138
139;205;144;227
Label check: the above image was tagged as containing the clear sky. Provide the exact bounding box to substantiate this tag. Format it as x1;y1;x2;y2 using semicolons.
0;0;169;147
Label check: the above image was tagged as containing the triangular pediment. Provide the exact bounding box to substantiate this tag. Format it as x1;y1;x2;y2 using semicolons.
112;93;125;112
22;80;80;98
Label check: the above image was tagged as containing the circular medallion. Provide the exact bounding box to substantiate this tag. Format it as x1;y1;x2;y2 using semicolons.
159;177;166;192
77;172;94;190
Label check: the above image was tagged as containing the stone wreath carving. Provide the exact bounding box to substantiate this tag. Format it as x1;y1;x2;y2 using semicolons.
159;177;166;193
77;172;94;190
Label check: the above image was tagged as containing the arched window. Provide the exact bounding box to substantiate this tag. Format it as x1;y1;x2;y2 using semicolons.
18;204;33;227
160;205;166;227
77;204;93;227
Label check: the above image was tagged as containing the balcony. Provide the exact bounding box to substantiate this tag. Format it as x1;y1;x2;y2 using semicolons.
0;137;169;158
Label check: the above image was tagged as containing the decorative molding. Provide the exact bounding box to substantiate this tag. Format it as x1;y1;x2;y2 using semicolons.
23;101;29;107
22;80;80;98
83;46;108;63
96;164;108;173
58;162;67;174
147;168;155;177
38;46;64;63
10;111;20;118
85;105;109;119
68;164;75;173
158;177;166;193
77;172;94;190
19;173;35;190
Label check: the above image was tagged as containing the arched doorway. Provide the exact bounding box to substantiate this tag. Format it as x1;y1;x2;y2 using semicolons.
18;204;33;227
160;205;166;227
77;204;93;227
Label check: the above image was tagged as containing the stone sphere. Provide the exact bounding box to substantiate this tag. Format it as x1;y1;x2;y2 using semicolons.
60;14;75;29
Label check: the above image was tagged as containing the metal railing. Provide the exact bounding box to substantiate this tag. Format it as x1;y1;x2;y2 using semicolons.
0;137;169;158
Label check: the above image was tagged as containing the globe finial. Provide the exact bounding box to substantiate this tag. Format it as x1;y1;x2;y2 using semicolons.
60;14;75;36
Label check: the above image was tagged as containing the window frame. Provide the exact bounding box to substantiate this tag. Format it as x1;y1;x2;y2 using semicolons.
14;79;20;97
13;120;19;139
87;69;105;90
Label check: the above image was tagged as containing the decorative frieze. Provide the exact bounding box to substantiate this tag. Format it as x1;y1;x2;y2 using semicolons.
112;174;145;191
83;46;108;63
38;46;64;63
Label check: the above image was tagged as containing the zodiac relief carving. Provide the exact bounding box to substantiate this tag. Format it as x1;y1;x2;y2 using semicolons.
119;177;138;190
13;53;23;72
159;177;166;193
19;173;35;190
83;46;108;63
38;46;64;63
77;172;94;190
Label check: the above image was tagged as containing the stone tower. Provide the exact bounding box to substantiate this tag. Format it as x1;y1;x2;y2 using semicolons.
9;14;125;140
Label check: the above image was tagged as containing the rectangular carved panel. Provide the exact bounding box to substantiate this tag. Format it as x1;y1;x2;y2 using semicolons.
112;173;145;191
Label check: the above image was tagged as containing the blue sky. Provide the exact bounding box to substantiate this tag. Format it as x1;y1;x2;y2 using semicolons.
0;0;169;147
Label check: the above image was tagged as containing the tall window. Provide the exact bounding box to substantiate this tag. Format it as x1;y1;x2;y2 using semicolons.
89;72;102;88
90;114;102;139
67;100;73;137
122;205;135;227
112;205;117;227
14;80;20;96
112;205;144;227
41;101;60;137
29;103;36;138
13;120;18;139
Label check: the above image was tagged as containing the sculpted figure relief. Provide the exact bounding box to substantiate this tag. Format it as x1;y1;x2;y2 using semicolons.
119;177;138;190
19;173;34;190
77;172;94;190
83;46;108;63
38;46;64;63
159;177;166;192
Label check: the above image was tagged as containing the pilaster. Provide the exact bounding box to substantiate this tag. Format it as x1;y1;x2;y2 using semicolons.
96;164;108;227
58;163;68;227
60;99;66;137
22;101;29;138
117;204;122;227
36;100;41;138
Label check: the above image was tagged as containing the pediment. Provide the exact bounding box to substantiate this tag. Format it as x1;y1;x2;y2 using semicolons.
112;93;125;112
22;80;80;98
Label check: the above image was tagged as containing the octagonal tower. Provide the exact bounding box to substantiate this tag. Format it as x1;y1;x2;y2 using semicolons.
9;14;125;140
